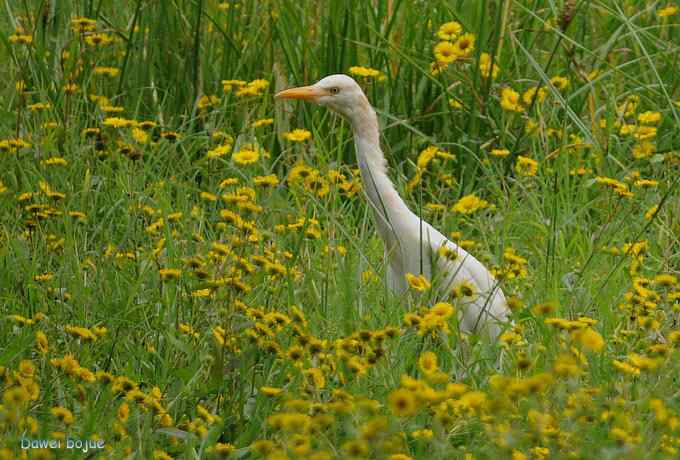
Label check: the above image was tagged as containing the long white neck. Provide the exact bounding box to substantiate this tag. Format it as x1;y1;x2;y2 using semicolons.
347;100;410;223
345;97;415;293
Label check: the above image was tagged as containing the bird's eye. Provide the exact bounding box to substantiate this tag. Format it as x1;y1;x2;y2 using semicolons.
329;87;340;95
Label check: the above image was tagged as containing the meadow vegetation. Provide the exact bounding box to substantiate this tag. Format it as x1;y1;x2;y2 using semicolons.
1;0;680;459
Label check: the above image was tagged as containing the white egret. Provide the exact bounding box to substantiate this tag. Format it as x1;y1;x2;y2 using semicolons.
276;74;509;339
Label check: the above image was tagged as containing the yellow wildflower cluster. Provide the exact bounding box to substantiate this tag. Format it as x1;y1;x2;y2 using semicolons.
595;176;633;199
491;247;529;280
221;78;269;97
407;145;455;190
349;66;386;81
64;325;108;341
405;302;456;336
479;52;500;79
286;162;361;199
500;87;523;112
452;194;490;214
431;21;476;73
283;128;312;142
515;155;538;176
405;273;431;292
232;145;261;165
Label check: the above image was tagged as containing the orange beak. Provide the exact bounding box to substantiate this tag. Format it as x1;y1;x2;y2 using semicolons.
275;85;326;101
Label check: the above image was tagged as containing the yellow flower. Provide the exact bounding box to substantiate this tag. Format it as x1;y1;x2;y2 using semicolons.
632;141;655;159
9;33;33;45
159;268;181;281
153;451;173;460
28;102;52;111
71;17;97;33
218;177;239;188
303;367;326;389
34;273;54;282
349;66;384;79
550;75;569;90
453;33;475;58
40;156;68;168
65;325;98;341
437;21;462;40
612;360;640;376
36;331;49;354
638;111;662;125
430;302;455;319
85;33;113;46
411;428;434;440
453;280;476;298
449;98;463;109
260;386;283;397
479;52;499;79
197;94;220;110
418;351;438;374
51;406;74;426
303;173;330;197
103;117;135;128
452;194;490;214
221;79;247;92
131;128;149;144
616;94;640;117
515;155;538;176
389;455;413;460
250;440;275;456
208;443;236;457
94;66;119;77
415;145;440;170
433;41;458;65
286;345;305;363
232;148;259;165
117;403;130;422
387;388;418;417
438;245;459;262
343;440;370;457
574;328;605;353
192;289;212;298
251;118;274;128
235;79;269;97
206;144;232;159
530;447;550;460
595;176;632;198
253;174;279;187
627;353;660;371
490;148;510;158
652;273;676;288
500;87;523;112
634;179;658;188
658;4;679;17
634;125;657;141
283;128;312;142
532;302;556;316
288;163;315;184
178;323;200;339
9;314;33;325
667;330;680;344
19;360;35;379
405;273;430;292
522;86;547;105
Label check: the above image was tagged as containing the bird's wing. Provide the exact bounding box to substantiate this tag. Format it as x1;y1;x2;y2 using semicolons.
418;222;509;338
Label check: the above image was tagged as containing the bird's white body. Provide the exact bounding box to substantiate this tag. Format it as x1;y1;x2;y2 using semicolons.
276;74;510;339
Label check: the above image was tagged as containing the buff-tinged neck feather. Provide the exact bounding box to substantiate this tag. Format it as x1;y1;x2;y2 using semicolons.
347;96;409;224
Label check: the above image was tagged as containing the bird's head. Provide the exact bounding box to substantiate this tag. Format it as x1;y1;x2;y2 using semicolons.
275;74;369;121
